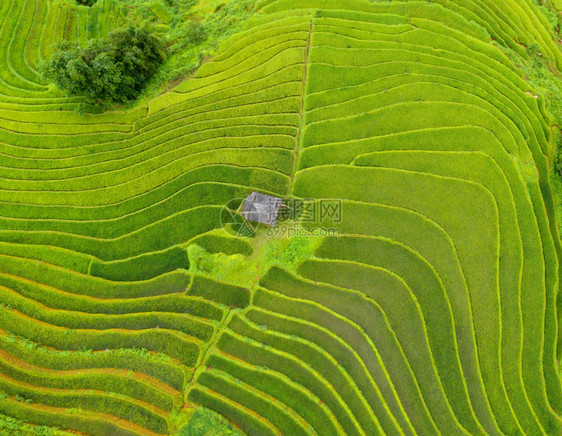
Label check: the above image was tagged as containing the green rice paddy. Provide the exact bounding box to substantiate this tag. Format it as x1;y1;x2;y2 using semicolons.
0;0;561;434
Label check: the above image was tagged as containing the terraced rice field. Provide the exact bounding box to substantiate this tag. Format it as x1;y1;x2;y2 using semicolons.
0;0;561;434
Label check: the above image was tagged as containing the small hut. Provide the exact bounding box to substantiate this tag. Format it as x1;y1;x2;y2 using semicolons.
243;192;283;226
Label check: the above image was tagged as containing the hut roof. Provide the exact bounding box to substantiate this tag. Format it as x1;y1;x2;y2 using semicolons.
243;192;283;226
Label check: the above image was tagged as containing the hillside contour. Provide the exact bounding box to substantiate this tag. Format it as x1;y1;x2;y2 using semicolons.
0;0;561;434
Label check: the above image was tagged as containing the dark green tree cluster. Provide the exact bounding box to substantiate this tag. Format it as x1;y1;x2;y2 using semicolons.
41;26;166;106
76;0;97;6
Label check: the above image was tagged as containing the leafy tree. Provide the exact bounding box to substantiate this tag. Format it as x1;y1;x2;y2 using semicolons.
41;26;166;107
76;0;97;6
